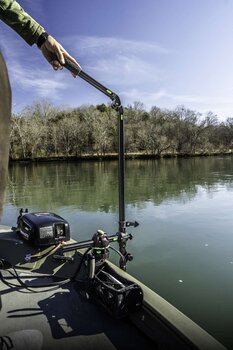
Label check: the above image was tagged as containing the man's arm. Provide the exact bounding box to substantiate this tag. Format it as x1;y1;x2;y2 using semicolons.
0;0;80;73
0;0;44;46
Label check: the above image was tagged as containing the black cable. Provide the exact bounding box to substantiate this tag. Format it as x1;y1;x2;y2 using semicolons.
0;270;16;289
0;243;128;293
0;258;70;293
71;247;92;281
71;245;127;282
109;245;127;266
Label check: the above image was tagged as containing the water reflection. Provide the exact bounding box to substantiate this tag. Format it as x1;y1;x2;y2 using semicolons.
5;156;233;213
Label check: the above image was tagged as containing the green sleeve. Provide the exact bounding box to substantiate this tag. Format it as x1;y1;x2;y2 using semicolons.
0;0;45;46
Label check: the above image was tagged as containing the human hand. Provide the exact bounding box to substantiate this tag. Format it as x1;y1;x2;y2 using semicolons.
40;35;80;77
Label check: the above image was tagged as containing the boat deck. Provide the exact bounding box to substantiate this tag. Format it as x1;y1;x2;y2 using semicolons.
0;270;155;350
0;226;227;350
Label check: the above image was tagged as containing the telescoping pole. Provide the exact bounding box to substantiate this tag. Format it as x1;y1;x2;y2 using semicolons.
63;59;140;269
118;108;126;233
63;59;126;234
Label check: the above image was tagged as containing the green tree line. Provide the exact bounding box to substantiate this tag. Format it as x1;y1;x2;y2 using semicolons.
9;99;233;160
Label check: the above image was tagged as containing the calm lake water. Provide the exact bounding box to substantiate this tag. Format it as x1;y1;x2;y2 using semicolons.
1;156;233;349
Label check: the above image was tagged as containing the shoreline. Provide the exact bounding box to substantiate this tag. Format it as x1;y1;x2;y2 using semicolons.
9;151;233;163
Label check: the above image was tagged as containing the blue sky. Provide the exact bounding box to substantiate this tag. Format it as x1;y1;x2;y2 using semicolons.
1;0;233;120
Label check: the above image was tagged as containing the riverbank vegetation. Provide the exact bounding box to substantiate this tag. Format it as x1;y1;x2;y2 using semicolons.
9;100;233;160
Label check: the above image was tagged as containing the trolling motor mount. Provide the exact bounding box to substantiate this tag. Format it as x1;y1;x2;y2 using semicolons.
91;229;110;265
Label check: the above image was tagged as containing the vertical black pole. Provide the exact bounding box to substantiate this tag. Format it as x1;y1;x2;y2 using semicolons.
118;110;126;234
63;60;134;269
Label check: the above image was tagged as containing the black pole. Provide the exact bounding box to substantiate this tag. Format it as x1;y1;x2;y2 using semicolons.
63;58;135;269
118;110;126;234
